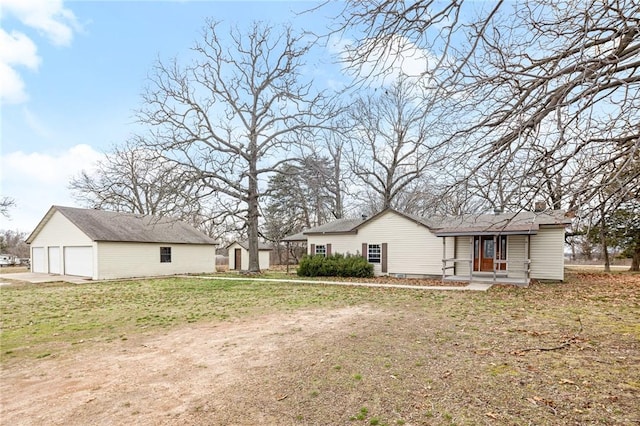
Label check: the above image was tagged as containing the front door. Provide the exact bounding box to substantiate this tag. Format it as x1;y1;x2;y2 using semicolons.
234;248;242;270
474;236;507;272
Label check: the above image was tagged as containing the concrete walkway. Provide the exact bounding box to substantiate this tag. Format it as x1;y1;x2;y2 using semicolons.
0;272;92;285
189;275;493;291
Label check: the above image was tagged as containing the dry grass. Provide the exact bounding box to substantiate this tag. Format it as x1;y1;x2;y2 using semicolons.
189;272;639;425
1;271;639;425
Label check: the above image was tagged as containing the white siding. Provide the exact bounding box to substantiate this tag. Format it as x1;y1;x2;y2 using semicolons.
29;211;94;247
308;235;358;257
48;247;61;274
454;236;473;276
308;210;444;276
506;235;527;279
97;242;216;280
530;226;565;280
259;250;270;270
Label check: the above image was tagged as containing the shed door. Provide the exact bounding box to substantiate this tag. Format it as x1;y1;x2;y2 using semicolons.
234;248;241;270
48;247;61;274
32;247;46;273
64;246;93;277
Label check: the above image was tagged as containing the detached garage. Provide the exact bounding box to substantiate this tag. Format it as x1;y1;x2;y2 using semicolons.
26;205;218;280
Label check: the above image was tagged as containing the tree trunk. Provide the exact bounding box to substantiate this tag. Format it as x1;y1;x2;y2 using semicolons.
631;246;640;272
600;215;610;273
247;149;260;273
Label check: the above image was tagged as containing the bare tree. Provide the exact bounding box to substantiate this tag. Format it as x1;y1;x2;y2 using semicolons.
70;141;206;219
316;126;348;219
0;229;29;258
333;0;640;212
0;197;16;219
138;21;330;272
346;77;444;210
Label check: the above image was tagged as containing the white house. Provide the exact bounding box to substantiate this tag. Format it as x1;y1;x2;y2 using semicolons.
285;208;572;285
226;240;272;271
26;206;218;280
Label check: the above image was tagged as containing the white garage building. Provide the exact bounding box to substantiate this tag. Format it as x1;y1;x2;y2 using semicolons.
26;206;218;280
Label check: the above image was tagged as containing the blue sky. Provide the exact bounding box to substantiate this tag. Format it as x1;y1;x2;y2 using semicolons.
1;0;347;232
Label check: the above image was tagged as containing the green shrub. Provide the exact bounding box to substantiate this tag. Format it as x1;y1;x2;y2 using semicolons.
297;253;373;278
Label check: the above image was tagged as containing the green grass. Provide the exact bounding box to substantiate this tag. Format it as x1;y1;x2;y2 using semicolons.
2;276;450;362
0;277;388;361
1;272;639;425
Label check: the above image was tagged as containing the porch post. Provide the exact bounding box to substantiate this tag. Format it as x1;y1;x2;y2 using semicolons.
286;241;290;274
469;236;473;282
525;234;530;285
442;237;446;280
493;235;497;283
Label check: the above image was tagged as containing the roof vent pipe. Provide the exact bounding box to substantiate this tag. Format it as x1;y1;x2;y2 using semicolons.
361;214;367;220
493;207;503;215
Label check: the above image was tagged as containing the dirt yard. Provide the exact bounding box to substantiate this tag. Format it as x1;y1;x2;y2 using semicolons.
1;306;378;425
1;273;639;425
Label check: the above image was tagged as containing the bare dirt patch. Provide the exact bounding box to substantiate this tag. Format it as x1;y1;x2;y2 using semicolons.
1;306;376;425
2;272;639;425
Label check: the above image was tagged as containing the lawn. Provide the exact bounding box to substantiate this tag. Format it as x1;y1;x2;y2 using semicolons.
1;272;639;425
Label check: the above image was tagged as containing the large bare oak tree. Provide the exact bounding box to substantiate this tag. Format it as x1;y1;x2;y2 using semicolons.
138;21;330;272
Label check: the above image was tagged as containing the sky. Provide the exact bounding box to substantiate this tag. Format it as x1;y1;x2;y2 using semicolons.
0;0;352;233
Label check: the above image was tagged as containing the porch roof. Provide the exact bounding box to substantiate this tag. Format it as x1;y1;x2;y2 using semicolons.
281;231;307;242
433;210;571;237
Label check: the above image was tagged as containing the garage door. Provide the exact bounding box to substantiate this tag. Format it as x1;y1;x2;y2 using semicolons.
32;247;46;273
48;247;61;274
64;246;93;277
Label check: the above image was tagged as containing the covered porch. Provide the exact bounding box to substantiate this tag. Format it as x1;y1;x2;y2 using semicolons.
439;233;534;287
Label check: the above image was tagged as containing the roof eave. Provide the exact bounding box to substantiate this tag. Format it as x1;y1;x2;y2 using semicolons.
304;230;359;236
435;229;539;237
25;206;59;244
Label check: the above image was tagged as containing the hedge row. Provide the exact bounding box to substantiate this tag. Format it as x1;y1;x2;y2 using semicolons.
297;253;374;278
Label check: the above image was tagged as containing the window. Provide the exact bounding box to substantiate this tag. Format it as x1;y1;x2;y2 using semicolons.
160;247;172;263
368;244;381;263
315;245;326;257
483;239;494;258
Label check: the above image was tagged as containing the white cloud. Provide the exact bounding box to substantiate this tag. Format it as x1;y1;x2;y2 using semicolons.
0;0;79;104
0;28;41;103
0;62;29;104
22;106;52;138
0;145;101;231
0;29;41;68
1;0;79;46
334;33;444;88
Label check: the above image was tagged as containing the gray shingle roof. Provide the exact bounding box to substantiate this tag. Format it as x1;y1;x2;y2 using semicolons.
27;206;217;245
227;240;272;251
302;218;365;234
281;208;572;241
281;231;307;242
433;210;572;236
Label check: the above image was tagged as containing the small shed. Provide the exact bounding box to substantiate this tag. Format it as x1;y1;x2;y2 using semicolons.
26;205;218;280
226;240;272;271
